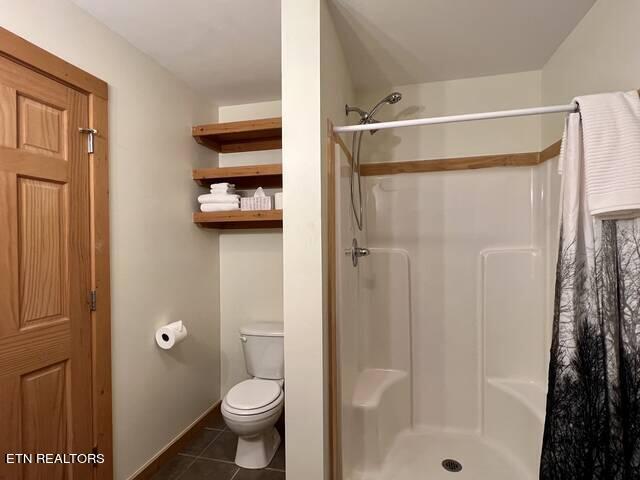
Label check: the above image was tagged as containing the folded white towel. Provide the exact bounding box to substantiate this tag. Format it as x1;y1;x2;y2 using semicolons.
210;182;235;191
200;203;240;212
198;193;240;204
210;188;235;195
575;90;640;217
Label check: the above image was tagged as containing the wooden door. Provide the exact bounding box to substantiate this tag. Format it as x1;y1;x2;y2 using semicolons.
0;53;94;479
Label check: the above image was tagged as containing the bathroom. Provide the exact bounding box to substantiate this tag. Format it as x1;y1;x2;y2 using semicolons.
0;1;639;479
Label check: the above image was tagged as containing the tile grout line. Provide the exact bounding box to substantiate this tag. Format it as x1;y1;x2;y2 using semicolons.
194;448;286;474
173;454;198;480
196;428;226;457
173;429;285;478
173;428;226;480
198;457;237;465
229;467;241;480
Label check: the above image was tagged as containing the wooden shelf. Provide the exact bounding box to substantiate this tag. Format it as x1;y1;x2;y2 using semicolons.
192;117;282;153
193;164;282;189
193;210;282;229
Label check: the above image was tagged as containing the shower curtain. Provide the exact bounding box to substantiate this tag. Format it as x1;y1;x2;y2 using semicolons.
540;114;640;479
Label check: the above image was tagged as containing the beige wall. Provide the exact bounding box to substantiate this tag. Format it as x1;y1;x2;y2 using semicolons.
541;0;640;145
321;2;358;479
282;0;324;478
281;0;355;477
217;101;283;396
356;71;542;163
0;1;220;479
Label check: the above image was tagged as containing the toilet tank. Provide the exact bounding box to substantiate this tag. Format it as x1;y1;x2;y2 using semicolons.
240;322;284;380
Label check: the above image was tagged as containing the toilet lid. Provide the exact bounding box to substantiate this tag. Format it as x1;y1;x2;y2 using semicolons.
226;379;281;410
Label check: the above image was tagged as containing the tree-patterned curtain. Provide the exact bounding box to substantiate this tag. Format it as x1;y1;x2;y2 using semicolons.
540;114;640;479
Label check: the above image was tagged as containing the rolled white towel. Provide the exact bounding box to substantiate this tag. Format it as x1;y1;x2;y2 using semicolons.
200;203;240;212
198;193;240;204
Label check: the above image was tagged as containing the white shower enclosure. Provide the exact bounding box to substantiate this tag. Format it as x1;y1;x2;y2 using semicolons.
333;141;556;479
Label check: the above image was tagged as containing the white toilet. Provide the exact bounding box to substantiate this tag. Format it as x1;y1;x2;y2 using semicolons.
222;321;284;469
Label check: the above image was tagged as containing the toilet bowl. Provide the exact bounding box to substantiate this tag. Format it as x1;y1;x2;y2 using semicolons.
222;378;283;468
222;322;284;469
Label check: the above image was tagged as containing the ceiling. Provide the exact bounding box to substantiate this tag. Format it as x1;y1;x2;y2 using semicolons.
72;0;595;105
329;0;596;91
72;0;282;106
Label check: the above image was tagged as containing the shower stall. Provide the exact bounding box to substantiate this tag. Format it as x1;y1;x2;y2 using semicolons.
329;95;563;480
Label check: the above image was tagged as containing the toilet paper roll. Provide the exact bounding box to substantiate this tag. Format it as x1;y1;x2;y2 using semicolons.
155;321;188;350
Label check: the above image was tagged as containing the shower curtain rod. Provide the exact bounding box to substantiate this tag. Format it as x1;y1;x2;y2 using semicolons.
333;102;578;133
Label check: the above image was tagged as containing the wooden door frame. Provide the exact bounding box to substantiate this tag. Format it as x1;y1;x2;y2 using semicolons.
0;27;113;480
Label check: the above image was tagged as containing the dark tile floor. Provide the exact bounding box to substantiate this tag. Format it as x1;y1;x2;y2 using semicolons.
151;411;285;480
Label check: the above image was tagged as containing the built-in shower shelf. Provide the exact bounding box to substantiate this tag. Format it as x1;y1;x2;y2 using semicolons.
192;117;282;153
193;210;282;229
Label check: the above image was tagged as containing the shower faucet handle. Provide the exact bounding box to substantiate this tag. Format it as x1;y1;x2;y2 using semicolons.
346;238;370;267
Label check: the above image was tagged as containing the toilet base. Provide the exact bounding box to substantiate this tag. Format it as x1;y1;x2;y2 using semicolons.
235;427;281;469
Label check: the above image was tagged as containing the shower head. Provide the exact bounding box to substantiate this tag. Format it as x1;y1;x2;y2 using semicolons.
366;91;403;134
346;91;402;232
386;92;403;104
366;91;403;127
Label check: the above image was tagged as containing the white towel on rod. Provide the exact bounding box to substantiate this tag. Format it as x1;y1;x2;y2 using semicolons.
200;203;240;212
198;193;240;204
575;90;640;218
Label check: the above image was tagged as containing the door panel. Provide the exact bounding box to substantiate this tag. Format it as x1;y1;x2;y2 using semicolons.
18;96;67;159
21;362;68;480
18;178;68;327
0;53;93;480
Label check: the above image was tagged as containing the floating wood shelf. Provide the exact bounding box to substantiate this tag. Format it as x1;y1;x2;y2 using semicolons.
192;117;282;153
193;164;282;189
193;210;282;229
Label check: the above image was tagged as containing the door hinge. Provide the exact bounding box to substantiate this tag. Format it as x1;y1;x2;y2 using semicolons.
89;290;97;311
79;127;98;154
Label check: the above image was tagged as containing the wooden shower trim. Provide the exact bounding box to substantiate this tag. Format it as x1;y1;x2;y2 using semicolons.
332;129;563;176
332;130;353;165
358;140;562;176
0;27;113;480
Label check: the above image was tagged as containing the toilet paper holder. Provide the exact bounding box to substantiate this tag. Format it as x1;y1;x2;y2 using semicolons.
155;321;188;350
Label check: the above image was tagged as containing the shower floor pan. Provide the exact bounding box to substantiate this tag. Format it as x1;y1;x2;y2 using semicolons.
355;429;534;480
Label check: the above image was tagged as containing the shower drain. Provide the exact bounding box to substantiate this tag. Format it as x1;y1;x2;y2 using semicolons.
441;459;463;473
